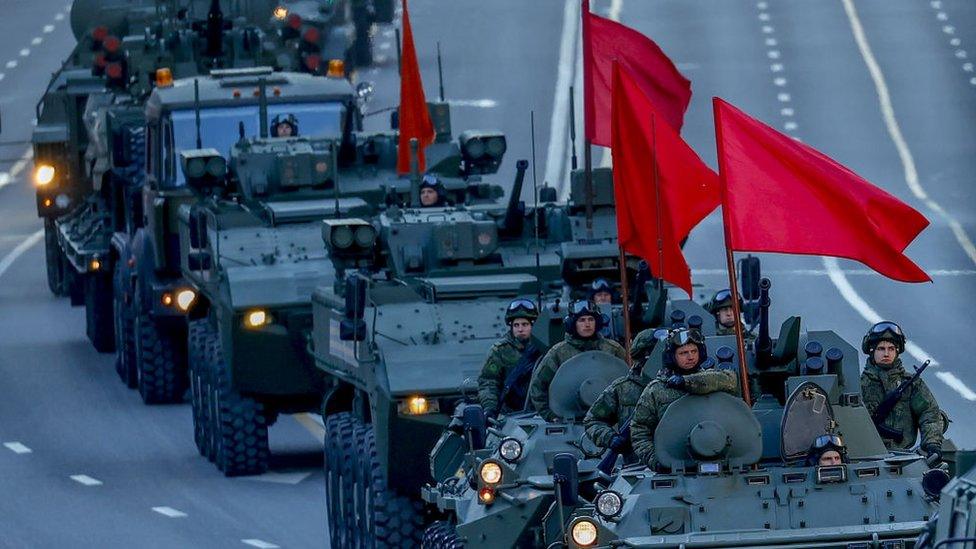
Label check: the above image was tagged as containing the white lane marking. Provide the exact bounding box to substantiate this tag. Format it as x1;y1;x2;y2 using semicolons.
930;0;942;8
773;77;787;86
762;25;774;33
379;42;391;50
943;25;954;34
935;372;976;401
781;107;795;116
963;62;973;72
1;148;36;188
842;0;976;267
54;13;64;21
608;0;623;21
0;230;44;279
152;506;187;518
293;413;326;444
19;49;29;57
950;38;961;47
767;50;781;59
3;442;32;454
765;37;778;46
43;25;54;33
692;268;976;276
936;11;948;21
822;257;942;367
245;471;312;485
242;540;280;549
777;92;791;102
956;50;968;59
758;12;770;22
446;99;498;108
784;121;798;131
70;475;103;486
5;60;17;69
31;37;42;46
543;0;578;197
771;63;784;72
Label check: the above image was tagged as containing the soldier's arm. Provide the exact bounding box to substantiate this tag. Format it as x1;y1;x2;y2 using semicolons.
608;340;628;361
528;352;558;421
584;385;620;448
911;379;945;449
682;370;738;395
859;372;881;416
630;386;660;468
476;350;503;412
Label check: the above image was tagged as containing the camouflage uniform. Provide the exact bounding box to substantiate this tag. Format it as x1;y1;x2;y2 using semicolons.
477;333;545;414
716;325;736;336
631;369;738;468
529;334;627;421
860;358;945;451
584;369;649;448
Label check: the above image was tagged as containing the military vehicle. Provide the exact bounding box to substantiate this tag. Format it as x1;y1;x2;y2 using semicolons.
916;461;976;549
542;279;961;548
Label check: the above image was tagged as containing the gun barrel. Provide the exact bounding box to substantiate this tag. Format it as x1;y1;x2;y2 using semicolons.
501;160;528;236
756;277;772;368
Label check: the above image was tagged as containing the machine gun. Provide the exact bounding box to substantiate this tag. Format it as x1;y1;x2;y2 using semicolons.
755;277;773;368
497;341;542;413
871;359;932;443
596;413;634;475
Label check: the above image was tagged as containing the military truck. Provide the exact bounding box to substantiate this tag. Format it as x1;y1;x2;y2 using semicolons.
543;280;960;548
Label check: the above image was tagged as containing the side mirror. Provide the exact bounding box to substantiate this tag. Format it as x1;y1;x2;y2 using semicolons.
739;255;762;301
462;405;487;451
187;251;212;271
552;453;579;506
339;273;367;341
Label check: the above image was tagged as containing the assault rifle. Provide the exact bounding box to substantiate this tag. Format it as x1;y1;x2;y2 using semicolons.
597;413;634;475
497;343;542;412
872;359;931;443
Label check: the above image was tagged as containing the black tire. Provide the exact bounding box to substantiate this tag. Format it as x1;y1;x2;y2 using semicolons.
44;219;68;297
324;413;357;547
188;320;210;457
134;296;187;404
112;259;136;388
422;521;464;549
357;425;426;548
208;326;269;476
84;270;115;353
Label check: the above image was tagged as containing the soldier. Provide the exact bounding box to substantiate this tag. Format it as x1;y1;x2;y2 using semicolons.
477;299;546;419
860;321;945;460
271;114;298;137
584;328;668;460
419;174;447;207
630;328;738;469
805;434;847;466
589;278;615;305
706;289;741;336
528;300;627;421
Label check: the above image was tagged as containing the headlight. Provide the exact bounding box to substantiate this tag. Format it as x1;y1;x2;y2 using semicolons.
499;438;523;463
175;289;197;312
464;138;486;159
479;460;502;485
331;225;354;249
244;309;270;328
486;136;506;157
595;490;623;518
354;225;376;248
273;5;288;19
34;164;56;186
89;258;102;272
571;519;598;547
206;156;227;178
186;157;207;179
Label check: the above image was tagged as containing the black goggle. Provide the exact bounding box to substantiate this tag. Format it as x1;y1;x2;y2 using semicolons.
669;328;705;347
507;299;537;313
568;300;597;315
590;279;612;292
812;434;845;450
653;328;670;341
713;289;733;303
869;321;903;337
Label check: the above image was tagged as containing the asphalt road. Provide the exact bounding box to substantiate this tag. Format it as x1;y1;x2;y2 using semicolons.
0;1;973;548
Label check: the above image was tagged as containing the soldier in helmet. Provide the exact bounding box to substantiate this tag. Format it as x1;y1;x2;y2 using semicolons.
707;289;743;336
419;174;447;207
528;300;627;421
589;278;615;305
584;327;668;460
477;299;547;419
860;321;945;460
271;114;298;137
805;434;848;466
630;328;738;469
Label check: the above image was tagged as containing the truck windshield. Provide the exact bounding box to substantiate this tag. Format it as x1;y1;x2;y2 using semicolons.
168;101;344;186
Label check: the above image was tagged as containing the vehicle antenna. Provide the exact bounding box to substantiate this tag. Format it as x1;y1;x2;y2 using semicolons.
193;78;202;148
257;77;268;138
568;85;578;171
395;28;402;75
436;41;445;102
531;110;542;307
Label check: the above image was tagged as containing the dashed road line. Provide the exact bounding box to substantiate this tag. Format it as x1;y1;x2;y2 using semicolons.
935;372;976;401
445;99;498;108
70;475;103;486
43;25;54;33
242;539;280;549
842;0;976;267
19;48;30;57
0;148;35;189
30;37;42;46
6;60;17;69
152;506;188;518
3;442;32;454
0;230;44;279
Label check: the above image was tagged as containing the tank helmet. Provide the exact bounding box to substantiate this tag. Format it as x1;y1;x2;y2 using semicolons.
806;433;847;465
419;174;446;205
270;113;299;137
630;327;669;361
563;299;604;336
861;321;906;354
588;278;614;300
505;298;539;324
706;288;742;314
663;327;707;371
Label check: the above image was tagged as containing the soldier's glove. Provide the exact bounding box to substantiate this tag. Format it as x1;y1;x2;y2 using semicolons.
609;433;631;453
922;443;943;464
666;374;686;389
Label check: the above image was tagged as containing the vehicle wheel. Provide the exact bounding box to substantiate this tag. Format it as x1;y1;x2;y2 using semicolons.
422;521;464;549
357;425;426;547
134;297;187;404
209;327;269;476
44;219;68;297
112;260;136;388
324;413;357;547
67;265;84;307
188;320;209;457
84;270;115;353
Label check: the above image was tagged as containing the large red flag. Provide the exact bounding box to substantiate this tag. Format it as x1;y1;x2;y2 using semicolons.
611;63;720;296
584;0;691;147
396;0;435;175
713;98;930;283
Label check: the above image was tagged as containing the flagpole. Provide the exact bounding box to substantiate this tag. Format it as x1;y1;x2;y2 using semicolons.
582;0;594;234
651;113;664;286
713;98;752;405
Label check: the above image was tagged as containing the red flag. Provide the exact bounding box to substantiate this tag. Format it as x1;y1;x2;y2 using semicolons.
396;0;435;175
611;63;720;296
713;98;930;283
584;0;691;147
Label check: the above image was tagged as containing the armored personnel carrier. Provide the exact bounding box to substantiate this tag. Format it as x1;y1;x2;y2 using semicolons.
916;460;976;549
545;280;960;549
